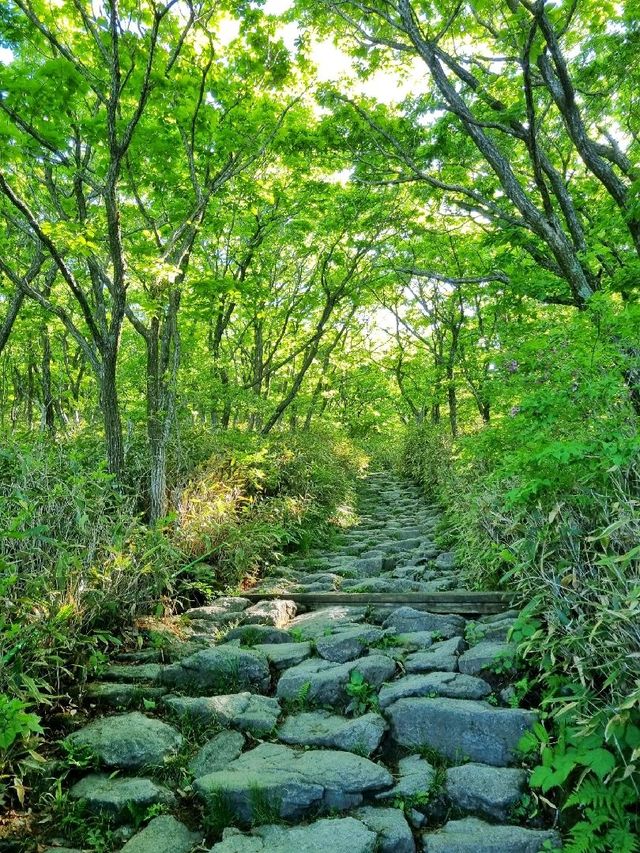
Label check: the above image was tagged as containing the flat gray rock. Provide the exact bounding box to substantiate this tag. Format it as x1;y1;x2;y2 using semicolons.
287;607;367;639
186;597;251;619
422;817;561;852
386;698;536;766
435;552;456;570
379;672;491;708
242;599;297;627
210;817;377;852
276;655;396;706
66;712;182;770
404;637;465;673
315;625;385;663
164;692;279;736
383;608;465;638
194;742;393;822
277;710;386;755
188;613;242;632
224;624;292;644
188;730;245;778
376;754;436;804
341;577;402;593
467;618;515;644
480;610;519;624
121;815;202;852
394;631;435;650
69;774;175;821
445;763;527;821
458;642;516;677
159;646;270;694
353;806;415;853
255;642;313;670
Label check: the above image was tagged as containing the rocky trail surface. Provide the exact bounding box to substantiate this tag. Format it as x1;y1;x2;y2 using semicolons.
47;473;561;853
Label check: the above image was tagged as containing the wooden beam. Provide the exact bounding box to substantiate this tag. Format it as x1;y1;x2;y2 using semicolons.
243;591;515;615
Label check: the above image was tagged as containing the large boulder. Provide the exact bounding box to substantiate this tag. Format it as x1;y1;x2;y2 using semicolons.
445;763;527;821
210;817;377;852
276;655;396;707
164;693;279;737
277;710;386;755
159;646;270;694
65;712;182;770
378;672;491;708
422;817;561;852
120;816;202;853
382;607;465;638
69;774;175;822
188;730;245;778
194;742;393;822
386;698;536;766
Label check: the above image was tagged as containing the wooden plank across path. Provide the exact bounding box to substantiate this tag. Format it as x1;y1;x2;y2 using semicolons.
243;590;514;615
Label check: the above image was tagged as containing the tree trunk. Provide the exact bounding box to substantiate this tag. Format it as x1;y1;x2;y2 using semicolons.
146;318;167;525
41;326;55;432
100;350;124;480
447;381;458;438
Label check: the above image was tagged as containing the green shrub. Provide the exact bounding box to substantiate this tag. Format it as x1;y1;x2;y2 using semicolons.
174;427;366;589
401;324;640;848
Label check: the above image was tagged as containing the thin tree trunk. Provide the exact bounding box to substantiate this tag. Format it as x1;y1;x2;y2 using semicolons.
100;351;124;479
41;326;55;432
447;380;458;438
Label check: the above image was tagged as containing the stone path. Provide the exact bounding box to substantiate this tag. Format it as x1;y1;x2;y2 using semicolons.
49;472;561;853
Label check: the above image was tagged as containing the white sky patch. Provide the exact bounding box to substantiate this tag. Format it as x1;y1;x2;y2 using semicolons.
0;47;15;64
310;40;426;105
279;22;300;52
263;0;293;13
218;16;241;46
324;167;354;184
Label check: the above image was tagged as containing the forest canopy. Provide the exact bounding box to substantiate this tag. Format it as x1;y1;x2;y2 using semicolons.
0;1;639;850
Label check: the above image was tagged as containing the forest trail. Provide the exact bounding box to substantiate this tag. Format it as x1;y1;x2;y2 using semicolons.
53;474;561;853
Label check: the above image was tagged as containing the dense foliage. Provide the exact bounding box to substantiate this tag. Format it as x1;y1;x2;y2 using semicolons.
1;0;638;848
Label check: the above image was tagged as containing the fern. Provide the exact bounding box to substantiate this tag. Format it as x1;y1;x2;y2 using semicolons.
563;778;639;853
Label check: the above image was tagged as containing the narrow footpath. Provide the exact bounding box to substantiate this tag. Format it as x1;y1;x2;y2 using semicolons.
49;473;561;853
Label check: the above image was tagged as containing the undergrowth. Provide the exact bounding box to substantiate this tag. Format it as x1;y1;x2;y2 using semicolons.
402;410;640;850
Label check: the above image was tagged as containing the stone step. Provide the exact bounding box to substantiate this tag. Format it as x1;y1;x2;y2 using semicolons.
50;474;556;853
422;817;561;852
385;697;537;766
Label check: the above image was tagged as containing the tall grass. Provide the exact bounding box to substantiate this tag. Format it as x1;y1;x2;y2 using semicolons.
402;422;640;851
